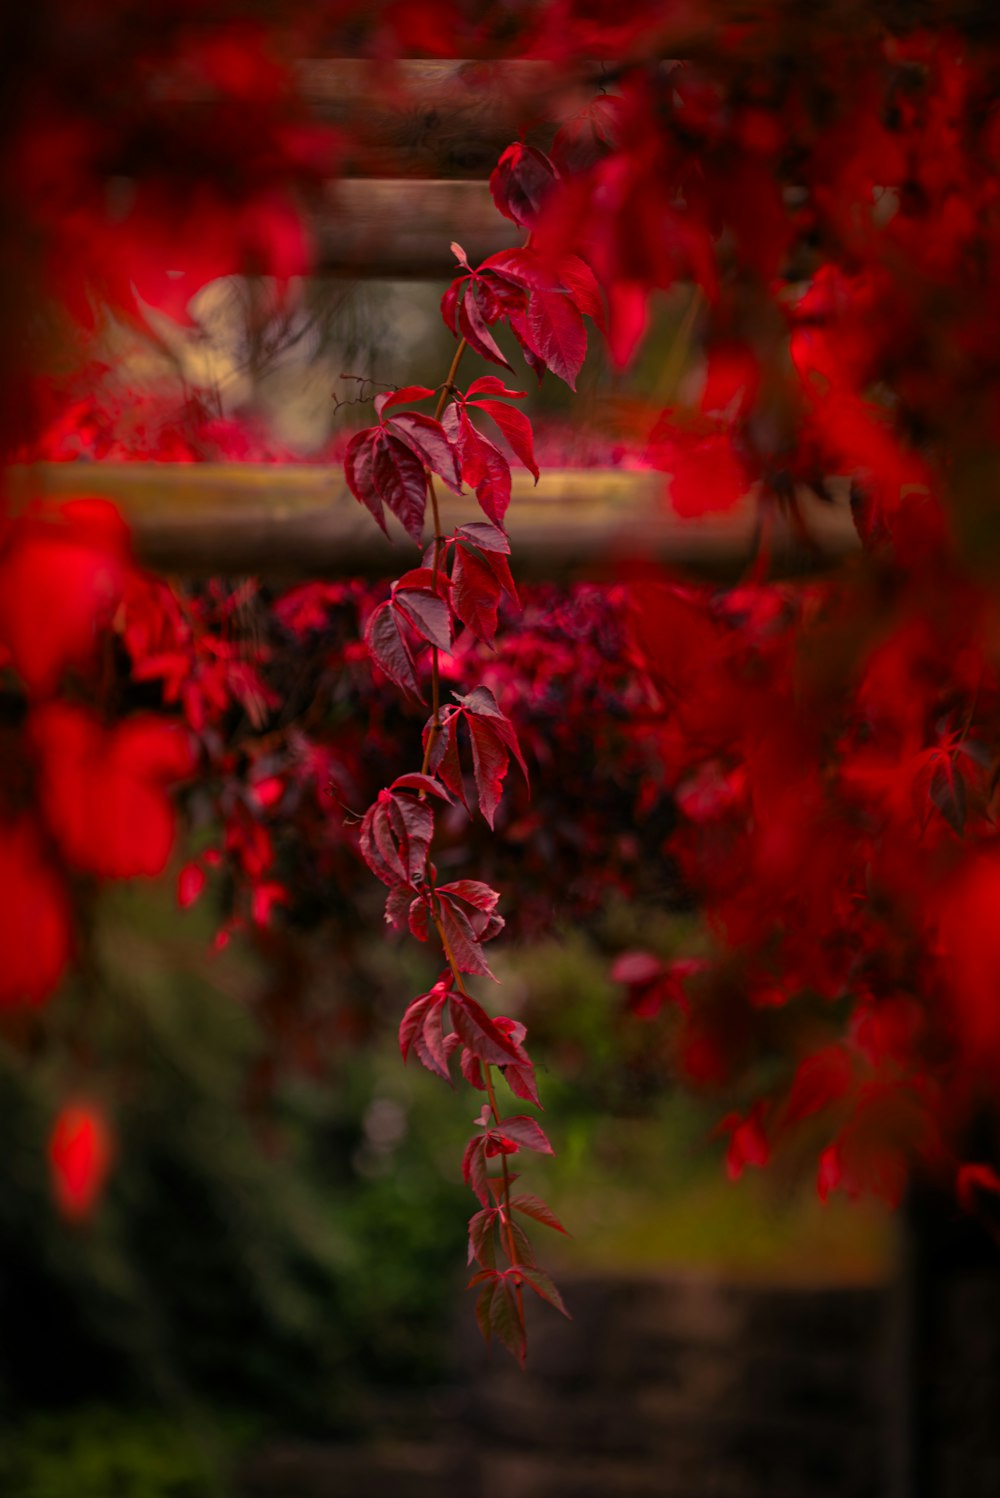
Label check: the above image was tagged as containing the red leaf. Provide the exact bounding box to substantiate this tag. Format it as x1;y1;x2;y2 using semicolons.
468;1207;499;1268
178;862;206;909
462;1135;491;1205
0;816;72;1007
475;1279;497;1343
470;398;539;481
400;978;453;1081
490;1277;527;1365
782;1048;854;1128
33;706;192;879
489;141;558;227
456;521;510;554
468;717;508;828
451;991;523;1066
399;992;430;1062
385;411;462;494
0;500;132;697
557;253;607;333
385;884;413;932
458;286;514;371
392;793;435;884
957;1163;1000;1215
523;289;587;389
393;588;452;654
471;436;513;529
479;247;547;289
361;795;407;887
465;377;527;400
344;429;386;534
374;385;436;416
408;894;431;942
424;715;468;810
453;545;502;648
371;433;429;544
438;894;498;979
365;601;422;700
390;772;453;801
518;1266;570;1318
458;686;529;780
511;1194;570;1235
496;1115;553;1155
437;879;501;913
418;1000;453;1082
49;1102;113;1221
717;1106;770;1181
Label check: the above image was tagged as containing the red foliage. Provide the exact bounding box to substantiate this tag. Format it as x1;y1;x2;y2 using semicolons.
48;1102;113;1222
10;0;1000;1351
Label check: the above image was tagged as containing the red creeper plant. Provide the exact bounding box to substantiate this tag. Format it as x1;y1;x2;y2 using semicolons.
344;148;601;1362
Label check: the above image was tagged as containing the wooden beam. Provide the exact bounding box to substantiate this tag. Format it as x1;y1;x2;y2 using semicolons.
297;59;590;179
11;463;859;582
158;58;592;179
314;179;516;276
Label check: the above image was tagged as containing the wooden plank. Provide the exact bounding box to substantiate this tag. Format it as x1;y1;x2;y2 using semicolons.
11;463;859;582
160;59;593;179
297;59;589;179
314;179;516;276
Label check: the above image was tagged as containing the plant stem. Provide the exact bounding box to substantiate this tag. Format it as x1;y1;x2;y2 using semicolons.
431;906;525;1320
420;338;468;778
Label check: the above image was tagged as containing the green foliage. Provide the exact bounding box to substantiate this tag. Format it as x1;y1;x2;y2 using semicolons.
0;1408;225;1498
0;881;467;1433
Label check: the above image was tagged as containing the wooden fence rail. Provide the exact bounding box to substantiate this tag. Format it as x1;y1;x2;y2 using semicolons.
10;463;858;581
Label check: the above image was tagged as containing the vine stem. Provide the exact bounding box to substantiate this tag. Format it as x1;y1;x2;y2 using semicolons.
431;906;526;1326
414;334;525;1336
420;336;468;778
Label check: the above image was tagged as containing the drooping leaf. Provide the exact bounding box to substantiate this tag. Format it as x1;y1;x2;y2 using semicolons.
511;1193;570;1235
364;601;421;700
518;1266;570;1318
522;289;587;389
470;398;540;480
458;285;514;370
452;545;502;647
344;429;386;533
468;717;509;828
475;1279;497;1344
417;999;453;1082
371;433;428;543
437;892;499;979
557;253;607;333
468;1207;499;1269
490;1277;527;1365
423;714;469;811
461;1134;491;1205
505;1219;538;1268
460;686;529;779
